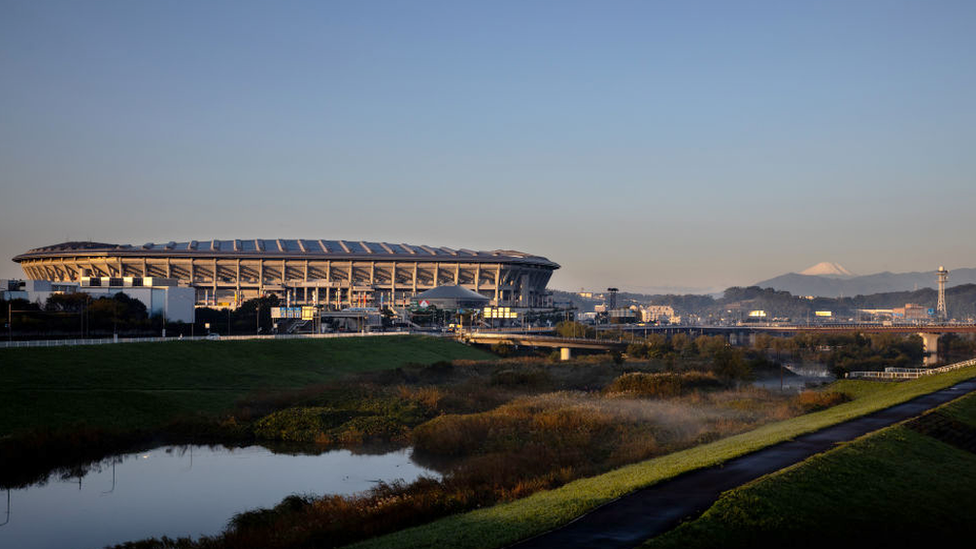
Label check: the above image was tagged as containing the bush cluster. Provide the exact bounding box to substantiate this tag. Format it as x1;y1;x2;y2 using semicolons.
604;371;724;398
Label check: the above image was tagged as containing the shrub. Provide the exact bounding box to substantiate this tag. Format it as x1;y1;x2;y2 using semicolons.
794;391;851;413
252;407;360;442
490;342;515;357
604;371;723;398
627;343;649;359
490;368;551;388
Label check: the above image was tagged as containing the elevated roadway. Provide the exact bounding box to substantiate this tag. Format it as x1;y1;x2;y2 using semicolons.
460;331;626;360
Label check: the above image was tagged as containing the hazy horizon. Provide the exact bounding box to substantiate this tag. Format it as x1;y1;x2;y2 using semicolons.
3;1;974;291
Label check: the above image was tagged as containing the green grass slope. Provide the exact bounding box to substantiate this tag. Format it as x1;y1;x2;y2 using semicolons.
0;336;490;436
347;364;976;549
646;392;976;548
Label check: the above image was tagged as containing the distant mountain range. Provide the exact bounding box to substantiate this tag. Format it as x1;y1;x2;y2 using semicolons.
756;264;976;298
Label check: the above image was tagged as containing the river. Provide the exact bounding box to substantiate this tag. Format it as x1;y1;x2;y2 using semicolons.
0;444;439;549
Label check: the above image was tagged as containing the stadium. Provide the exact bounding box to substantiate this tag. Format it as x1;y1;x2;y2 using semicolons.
12;239;559;309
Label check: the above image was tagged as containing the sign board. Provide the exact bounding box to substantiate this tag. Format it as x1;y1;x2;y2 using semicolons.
483;307;518;319
419;300;430;309
748;310;767;318
815;311;832;317
271;307;303;319
301;307;316;321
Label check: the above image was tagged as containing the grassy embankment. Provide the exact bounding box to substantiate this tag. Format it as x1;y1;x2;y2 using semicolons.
347;364;976;549
0;335;490;438
0;336;491;486
645;390;976;548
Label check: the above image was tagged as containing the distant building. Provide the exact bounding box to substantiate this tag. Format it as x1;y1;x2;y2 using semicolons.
1;277;195;323
609;307;640;323
13;239;559;309
78;277;196;323
413;284;491;310
640;305;675;323
2;279;78;304
892;303;931;322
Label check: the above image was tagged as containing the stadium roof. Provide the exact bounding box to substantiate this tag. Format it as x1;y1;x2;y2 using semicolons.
14;240;559;268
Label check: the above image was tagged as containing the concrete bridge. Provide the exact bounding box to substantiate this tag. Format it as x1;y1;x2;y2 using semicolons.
460;331;626;360
464;323;976;359
601;323;976;355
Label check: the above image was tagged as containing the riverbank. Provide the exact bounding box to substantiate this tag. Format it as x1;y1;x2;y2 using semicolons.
103;361;861;549
0;336;491;486
645;389;976;547
347;361;976;549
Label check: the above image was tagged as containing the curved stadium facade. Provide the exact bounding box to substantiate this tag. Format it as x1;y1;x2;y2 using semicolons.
13;240;559;309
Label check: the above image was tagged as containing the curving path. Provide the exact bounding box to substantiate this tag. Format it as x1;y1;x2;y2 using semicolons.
510;378;976;549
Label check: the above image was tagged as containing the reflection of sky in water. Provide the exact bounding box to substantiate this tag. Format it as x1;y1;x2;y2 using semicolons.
0;446;438;549
752;363;834;391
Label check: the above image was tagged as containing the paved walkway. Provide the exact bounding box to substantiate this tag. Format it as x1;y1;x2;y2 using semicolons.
510;378;976;549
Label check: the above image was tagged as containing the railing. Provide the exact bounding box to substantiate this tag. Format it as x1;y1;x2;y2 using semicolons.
847;358;976;380
0;330;442;349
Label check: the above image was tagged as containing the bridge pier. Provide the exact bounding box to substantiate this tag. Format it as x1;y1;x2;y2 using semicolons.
560;347;572;361
918;332;940;356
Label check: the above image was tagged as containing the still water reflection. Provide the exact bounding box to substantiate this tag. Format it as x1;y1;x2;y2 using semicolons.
0;445;438;549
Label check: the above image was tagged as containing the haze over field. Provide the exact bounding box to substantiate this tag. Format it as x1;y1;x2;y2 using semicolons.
1;1;974;291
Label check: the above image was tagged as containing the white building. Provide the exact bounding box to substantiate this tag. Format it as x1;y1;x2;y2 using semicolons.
2;279;79;304
2;277;195;323
640;305;675;323
79;277;195;323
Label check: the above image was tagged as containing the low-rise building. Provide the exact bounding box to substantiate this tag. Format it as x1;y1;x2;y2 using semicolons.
78;277;195;323
640;305;675;323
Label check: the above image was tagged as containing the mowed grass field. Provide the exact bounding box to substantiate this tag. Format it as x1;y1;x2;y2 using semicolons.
645;391;976;548
0;336;491;437
347;364;976;549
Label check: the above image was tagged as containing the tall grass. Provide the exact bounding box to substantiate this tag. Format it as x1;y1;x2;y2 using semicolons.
347;363;976;549
646;394;976;547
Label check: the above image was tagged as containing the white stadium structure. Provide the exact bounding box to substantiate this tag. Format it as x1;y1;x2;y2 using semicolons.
13;239;559;309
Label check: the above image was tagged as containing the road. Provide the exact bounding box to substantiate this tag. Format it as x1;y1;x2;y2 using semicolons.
509;378;976;549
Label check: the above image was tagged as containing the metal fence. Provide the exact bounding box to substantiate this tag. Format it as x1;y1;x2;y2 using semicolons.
847;358;976;380
0;330;441;349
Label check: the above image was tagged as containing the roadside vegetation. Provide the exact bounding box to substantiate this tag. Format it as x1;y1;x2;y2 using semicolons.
8;331;973;549
645;391;976;548
340;362;976;549
103;336;961;549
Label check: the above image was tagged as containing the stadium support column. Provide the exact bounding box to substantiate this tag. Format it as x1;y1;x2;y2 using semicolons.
494;265;501;305
391;263;397;305
212;258;218;303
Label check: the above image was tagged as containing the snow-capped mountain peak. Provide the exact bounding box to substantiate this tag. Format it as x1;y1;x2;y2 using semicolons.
799;262;854;277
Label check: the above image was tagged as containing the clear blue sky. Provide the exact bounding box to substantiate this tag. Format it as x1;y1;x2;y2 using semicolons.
2;0;974;292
